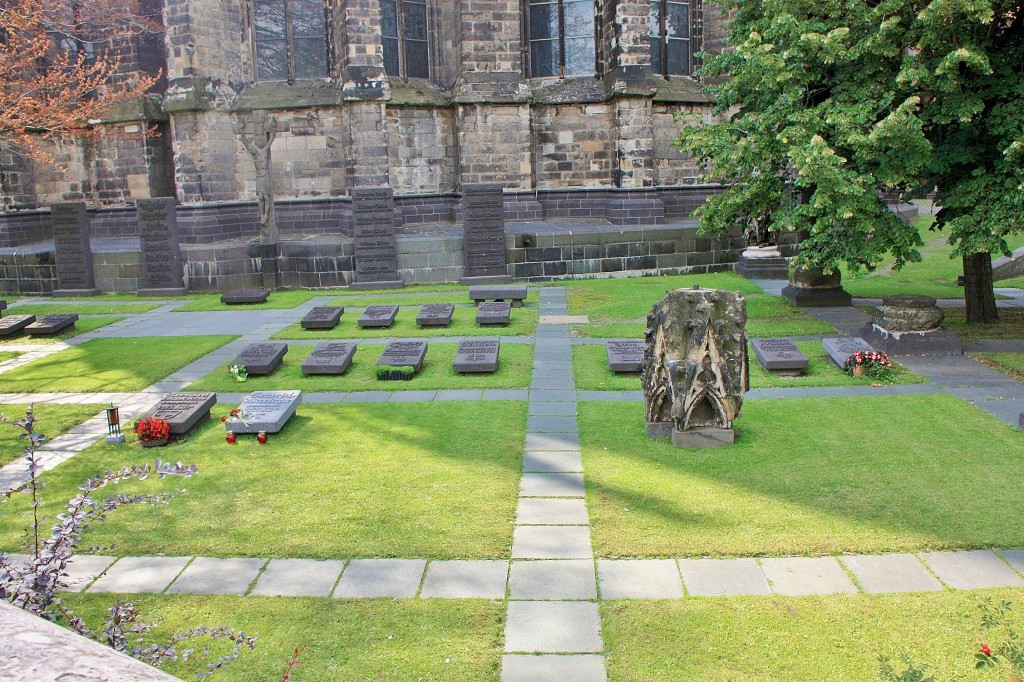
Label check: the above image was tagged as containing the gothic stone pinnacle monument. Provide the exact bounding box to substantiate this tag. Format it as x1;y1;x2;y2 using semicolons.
642;287;749;448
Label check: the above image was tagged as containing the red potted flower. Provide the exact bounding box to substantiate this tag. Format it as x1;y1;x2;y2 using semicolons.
134;416;170;447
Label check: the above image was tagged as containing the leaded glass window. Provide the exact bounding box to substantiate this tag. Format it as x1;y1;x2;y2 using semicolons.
649;0;693;76
527;0;596;78
381;0;429;79
253;0;327;81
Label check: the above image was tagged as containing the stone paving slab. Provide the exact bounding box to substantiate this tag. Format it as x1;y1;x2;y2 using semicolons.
598;559;684;599
529;390;578;403
759;557;857;596
388;391;438;402
501;654;608;682
334;559;426;598
998;550;1024;574
921;550;1024;589
343;392;393;403
839;554;942;593
483;389;531;401
62;555;118;592
516;498;589;525
520;473;585;497
435;390;484;401
250;559;345;597
677;558;772;597
539;316;590;324
523;450;584;473
529;402;578;416
88;556;191;594
527;416;580;433
577;391;628;402
532;378;574;391
167;557;267;595
525;433;581;451
534;361;573;371
512;526;593;559
504;601;603;653
510;560;596;600
420;560;509;598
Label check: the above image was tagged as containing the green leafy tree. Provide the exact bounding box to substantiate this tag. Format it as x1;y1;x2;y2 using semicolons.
677;0;1023;322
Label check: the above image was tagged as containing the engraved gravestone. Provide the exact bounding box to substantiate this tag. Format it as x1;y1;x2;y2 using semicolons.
476;301;511;326
26;314;78;336
377;340;428;372
461;183;510;283
51;202;100;296
147;392;218;436
416;303;454;327
228;390;301;434
822;337;874;369
606;340;645;373
301;306;344;330
221;288;271;304
0;315;36;337
136;198;187;296
233;342;288;375
751;338;809;375
358;304;399;328
454;338;500;373
301;342;356;375
469;285;528;307
352;187;403;289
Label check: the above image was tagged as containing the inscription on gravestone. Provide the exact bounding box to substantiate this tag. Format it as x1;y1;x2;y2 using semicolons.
358;304;399;328
454;338;500;373
377;340;428;372
221;288;271;304
233;342;288;375
51;202;99;295
416;304;454;327
605;340;645;373
301;342;356;375
476;301;511;326
26;314;78;336
352;187;401;287
136;198;186;295
0;315;36;337
751;338;809;374
462;183;509;280
301;306;344;330
822;337;874;369
149;392;218;435
230;390;301;434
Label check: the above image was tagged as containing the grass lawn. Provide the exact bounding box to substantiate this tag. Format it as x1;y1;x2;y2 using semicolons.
172;290;326;312
562;273;833;338
7;303;161;315
62;594;504;682
842;216;1024;299
969;352;1024;381
944;308;1024;340
187;342;532;392
0;402;525;558
580;395;1024;558
0;351;20;363
0;403;104;467
272;306;539;340
0;316;123;345
602;590;1021;682
571;342;925;391
0;336;235;393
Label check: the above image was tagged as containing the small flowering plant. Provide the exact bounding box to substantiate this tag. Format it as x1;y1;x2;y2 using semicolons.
133;416;170;442
846;350;898;383
228;364;248;383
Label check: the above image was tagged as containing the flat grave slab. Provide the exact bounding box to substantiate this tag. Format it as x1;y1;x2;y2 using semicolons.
147;392;217;436
358;304;399;328
25;314;78;336
605;340;644;372
229;390;301;434
301;342;356;375
416;303;454;327
301;306;343;330
220;288;271;305
470;284;527;307
0;314;36;337
232;342;288;375
454;338;500;373
476;301;511;326
751;338;809;374
377;340;428;372
822;337;874;369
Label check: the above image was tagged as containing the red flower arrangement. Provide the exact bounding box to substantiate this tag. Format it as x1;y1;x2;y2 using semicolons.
846;350;892;369
133;416;170;443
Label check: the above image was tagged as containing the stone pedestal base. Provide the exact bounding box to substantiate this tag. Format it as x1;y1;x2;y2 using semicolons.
52;288;101;297
672;427;735;449
350;280;405;291
860;324;962;356
735;247;791;280
646;421;673;439
781;284;852;307
105;434;125;445
460;275;513;285
138;287;188;297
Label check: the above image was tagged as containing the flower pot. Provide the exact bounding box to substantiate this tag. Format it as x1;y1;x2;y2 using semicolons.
852;365;865;377
141;437;168;447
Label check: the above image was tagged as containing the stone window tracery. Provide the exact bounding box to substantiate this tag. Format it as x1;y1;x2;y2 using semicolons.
526;0;596;77
381;0;429;79
253;0;327;81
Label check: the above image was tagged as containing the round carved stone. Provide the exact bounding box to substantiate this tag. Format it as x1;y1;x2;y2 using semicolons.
788;265;841;289
880;295;937;308
873;297;944;332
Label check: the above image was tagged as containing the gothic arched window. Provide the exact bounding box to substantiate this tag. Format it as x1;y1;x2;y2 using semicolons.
253;0;327;81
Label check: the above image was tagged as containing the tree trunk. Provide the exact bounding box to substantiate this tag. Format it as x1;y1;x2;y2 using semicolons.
962;252;998;323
